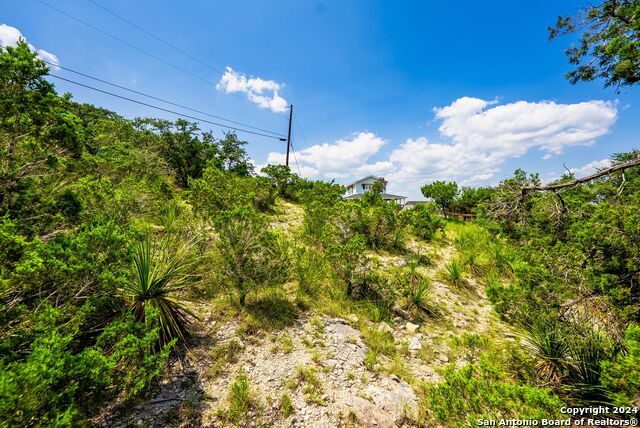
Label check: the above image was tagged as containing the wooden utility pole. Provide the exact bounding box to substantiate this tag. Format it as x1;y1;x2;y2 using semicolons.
285;104;293;167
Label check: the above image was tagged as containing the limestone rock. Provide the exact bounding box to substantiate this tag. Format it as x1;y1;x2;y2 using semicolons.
376;321;394;334
405;322;420;334
408;336;423;351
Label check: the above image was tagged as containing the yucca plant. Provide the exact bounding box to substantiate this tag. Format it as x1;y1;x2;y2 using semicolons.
491;244;514;277
521;317;571;385
159;199;181;232
566;327;616;402
122;235;197;344
460;250;486;277
441;258;466;288
408;278;439;316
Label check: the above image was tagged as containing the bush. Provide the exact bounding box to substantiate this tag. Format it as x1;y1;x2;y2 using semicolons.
0;306;171;427
214;207;289;306
425;360;565;427
189;163;277;215
602;325;640;406
326;234;372;297
409;204;443;240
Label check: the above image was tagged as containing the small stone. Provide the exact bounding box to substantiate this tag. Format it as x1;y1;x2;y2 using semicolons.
409;336;423;351
377;321;394;334
347;314;359;323
405;322;420;334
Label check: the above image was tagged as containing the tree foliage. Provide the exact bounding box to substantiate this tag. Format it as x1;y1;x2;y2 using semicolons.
550;0;640;88
421;181;459;215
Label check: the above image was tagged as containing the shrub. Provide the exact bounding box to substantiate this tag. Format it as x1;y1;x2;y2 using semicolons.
293;246;325;295
424;359;565;427
327;234;372;297
0;307;171;427
410;204;444;240
602;325;640;406
214;207;289;306
227;373;254;423
122;235;197;343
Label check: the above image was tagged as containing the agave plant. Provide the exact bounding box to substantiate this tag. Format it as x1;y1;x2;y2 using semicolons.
122;235;197;344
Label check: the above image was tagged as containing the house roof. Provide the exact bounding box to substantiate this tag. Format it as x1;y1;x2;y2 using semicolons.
344;175;381;188
343;193;407;200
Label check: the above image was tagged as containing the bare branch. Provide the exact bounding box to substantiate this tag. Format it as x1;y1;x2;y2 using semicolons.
522;155;640;196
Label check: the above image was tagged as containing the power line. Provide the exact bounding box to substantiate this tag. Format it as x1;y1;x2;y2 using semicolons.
293;113;312;152
87;0;223;75
36;0;216;87
46;61;285;137
290;141;303;176
48;74;286;140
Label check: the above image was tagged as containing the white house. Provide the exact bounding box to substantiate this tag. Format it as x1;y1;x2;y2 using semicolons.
343;175;407;206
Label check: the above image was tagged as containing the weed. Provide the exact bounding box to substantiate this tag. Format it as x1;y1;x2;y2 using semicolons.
209;339;244;378
227;372;254;424
280;393;293;418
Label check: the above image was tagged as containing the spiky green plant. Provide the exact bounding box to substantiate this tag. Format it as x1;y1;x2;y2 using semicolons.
160;199;181;232
491;244;514;277
409;279;439;316
521;317;571;385
566;327;616;402
123;235;197;344
442;259;465;288
460;251;486;277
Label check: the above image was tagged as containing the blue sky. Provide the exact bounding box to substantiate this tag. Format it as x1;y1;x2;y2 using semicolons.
3;0;639;198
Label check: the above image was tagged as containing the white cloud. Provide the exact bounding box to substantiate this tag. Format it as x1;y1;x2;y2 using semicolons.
257;97;617;198
257;131;389;180
297;132;387;177
0;24;60;68
387;97;617;194
216;66;288;113
569;158;611;176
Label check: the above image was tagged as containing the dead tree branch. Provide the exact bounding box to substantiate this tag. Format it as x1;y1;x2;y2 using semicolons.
521;156;640;197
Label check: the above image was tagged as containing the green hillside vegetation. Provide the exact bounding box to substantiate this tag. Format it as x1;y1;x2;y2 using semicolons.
1;41;639;426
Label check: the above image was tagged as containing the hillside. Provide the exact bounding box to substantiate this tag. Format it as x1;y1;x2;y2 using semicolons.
1;40;639;428
98;206;516;427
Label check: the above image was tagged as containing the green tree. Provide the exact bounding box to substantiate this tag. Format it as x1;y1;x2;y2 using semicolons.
420;181;459;216
262;164;294;198
216;132;254;176
158;119;216;187
214;207;288;306
550;0;640;88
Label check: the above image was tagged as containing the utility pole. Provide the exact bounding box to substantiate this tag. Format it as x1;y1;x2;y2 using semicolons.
285;104;293;167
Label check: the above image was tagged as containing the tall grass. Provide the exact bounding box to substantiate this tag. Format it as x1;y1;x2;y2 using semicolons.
293;246;325;295
122;235;197;344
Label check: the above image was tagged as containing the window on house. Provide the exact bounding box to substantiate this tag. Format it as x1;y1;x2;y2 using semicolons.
362;184;372;190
